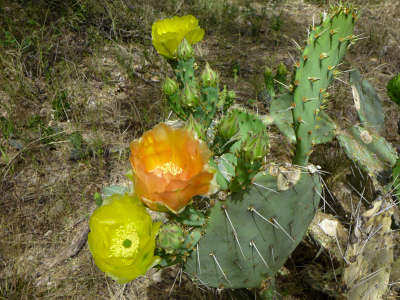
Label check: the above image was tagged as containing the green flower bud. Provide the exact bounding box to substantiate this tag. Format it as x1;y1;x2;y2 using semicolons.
263;66;273;78
274;62;287;93
181;82;198;106
263;66;275;97
183;114;206;140
227;90;236;99
201;62;219;88
163;77;179;95
275;62;287;78
158;224;185;253
241;130;269;162
176;38;194;61
387;74;400;105
218;114;240;139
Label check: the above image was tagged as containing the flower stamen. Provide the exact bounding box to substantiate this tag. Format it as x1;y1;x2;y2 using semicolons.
157;162;183;175
110;223;140;258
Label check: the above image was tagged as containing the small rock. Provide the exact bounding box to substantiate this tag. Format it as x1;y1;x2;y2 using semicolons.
44;230;53;237
8;139;25;150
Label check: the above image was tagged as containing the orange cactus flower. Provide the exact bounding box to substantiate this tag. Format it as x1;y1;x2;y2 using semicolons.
129;123;219;214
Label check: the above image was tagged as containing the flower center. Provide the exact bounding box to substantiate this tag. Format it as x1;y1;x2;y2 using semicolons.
157;162;182;176
110;223;140;258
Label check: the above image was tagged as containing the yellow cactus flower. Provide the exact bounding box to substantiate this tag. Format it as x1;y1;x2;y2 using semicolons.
152;15;205;59
88;194;161;284
129;123;219;214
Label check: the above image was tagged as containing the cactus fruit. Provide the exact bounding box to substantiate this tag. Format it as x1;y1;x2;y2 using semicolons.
158;224;185;253
291;3;357;166
387;74;400;105
337;126;398;185
184;167;322;288
350;69;385;133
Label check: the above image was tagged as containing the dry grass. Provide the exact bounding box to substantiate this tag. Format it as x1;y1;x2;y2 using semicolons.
1;0;400;299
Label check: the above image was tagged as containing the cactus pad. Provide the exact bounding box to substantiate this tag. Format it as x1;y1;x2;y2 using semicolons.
350;69;384;133
292;3;357;166
270;93;336;144
184;167;321;288
337;126;398;184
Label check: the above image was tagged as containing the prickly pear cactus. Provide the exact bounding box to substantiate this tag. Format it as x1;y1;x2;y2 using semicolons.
184;166;322;288
92;4;400;299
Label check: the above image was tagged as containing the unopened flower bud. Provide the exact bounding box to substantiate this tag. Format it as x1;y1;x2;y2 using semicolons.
218;114;240;139
183;114;206;140
275;62;287;93
181;82;198;106
241;131;269;161
176;38;194;61
163;77;179;95
201;62;219;88
263;66;275;97
275;62;287;78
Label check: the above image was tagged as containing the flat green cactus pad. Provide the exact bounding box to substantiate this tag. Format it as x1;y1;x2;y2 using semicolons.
337;126;398;184
270;93;336;144
184;168;321;288
270;93;296;142
350;69;384;133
